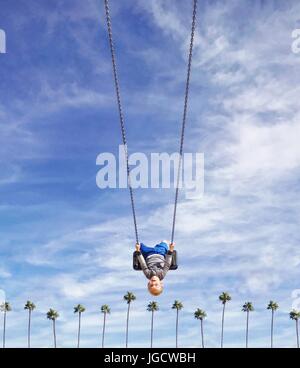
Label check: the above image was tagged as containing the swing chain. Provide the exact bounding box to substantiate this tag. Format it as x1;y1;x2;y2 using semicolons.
104;0;197;245
104;0;139;244
171;0;198;244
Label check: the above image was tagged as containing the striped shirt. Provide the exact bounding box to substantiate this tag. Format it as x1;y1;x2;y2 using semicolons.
137;251;173;280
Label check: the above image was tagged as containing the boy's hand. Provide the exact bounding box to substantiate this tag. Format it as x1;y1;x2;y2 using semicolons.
135;243;141;252
169;242;175;252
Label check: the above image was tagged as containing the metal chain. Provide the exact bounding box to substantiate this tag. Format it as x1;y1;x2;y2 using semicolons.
171;0;197;244
104;0;197;245
104;0;139;244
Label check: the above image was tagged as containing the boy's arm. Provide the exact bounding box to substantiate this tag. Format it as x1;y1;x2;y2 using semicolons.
158;243;174;279
136;243;152;279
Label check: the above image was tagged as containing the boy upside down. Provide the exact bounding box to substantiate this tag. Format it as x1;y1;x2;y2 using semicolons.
135;241;175;296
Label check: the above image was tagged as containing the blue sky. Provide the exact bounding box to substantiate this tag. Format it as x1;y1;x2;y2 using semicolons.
1;0;300;348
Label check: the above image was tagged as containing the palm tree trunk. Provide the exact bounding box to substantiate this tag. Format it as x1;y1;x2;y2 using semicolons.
150;311;154;348
2;311;6;349
53;320;57;348
201;320;204;348
246;311;249;348
221;303;225;348
270;310;274;348
126;303;130;348
28;310;31;348
175;310;179;348
77;312;81;348
102;312;106;348
296;319;299;349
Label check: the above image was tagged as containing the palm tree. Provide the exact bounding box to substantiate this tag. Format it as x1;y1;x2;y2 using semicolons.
242;302;254;348
267;301;279;348
24;301;36;348
0;302;12;348
101;304;111;348
194;308;207;348
290;310;300;348
123;292;136;348
47;309;59;348
172;300;183;348
147;301;159;348
74;304;85;348
219;292;231;348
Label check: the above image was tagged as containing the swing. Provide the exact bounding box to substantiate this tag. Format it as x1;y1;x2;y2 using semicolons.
133;250;178;271
104;0;197;271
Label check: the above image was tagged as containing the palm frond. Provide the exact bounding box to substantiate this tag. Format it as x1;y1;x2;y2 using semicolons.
194;308;207;320
147;301;159;312
172;300;183;310
242;302;254;312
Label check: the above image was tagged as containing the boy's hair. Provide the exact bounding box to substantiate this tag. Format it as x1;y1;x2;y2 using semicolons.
148;283;163;296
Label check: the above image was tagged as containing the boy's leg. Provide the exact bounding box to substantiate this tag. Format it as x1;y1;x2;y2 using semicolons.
140;243;155;258
154;241;169;256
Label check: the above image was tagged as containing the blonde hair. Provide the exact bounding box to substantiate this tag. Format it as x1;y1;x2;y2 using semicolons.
148;283;163;296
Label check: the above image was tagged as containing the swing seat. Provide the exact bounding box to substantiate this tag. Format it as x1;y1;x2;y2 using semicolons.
133;250;178;271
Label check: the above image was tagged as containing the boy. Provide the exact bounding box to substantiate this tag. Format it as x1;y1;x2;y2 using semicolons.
135;241;175;296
